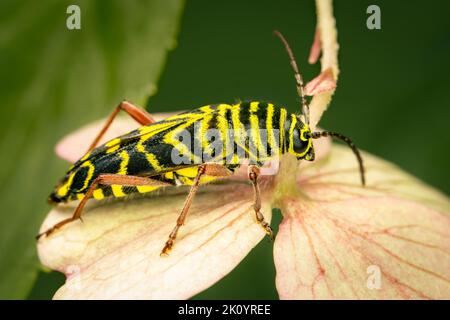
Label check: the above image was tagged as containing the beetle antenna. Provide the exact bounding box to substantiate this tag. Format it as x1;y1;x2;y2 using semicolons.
274;30;309;125
312;131;366;186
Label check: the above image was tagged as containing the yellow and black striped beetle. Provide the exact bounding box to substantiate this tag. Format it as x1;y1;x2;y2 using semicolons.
37;31;365;255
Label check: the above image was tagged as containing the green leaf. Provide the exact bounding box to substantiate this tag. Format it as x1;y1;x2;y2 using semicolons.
0;0;184;299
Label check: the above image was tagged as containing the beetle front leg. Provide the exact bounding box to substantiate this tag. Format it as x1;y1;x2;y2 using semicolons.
160;164;233;256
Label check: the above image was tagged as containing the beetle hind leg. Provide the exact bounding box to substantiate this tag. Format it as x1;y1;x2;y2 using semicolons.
36;174;171;240
35;216;81;240
88;100;156;152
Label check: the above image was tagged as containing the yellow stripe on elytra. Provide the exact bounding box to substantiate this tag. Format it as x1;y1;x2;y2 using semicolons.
178;175;217;185
163;113;204;164
137;142;164;172
175;167;198;178
266;103;278;157
136;135;164;172
57;160;94;197
80;161;95;191
111;185;126;197
136;185;159;193
229;103;258;162
199;105;214;113
216;104;231;160
249;102;266;159
198;104;214;156
79;150;91;162
288;113;297;154
199;112;213;155
164;171;174;179
279;108;287;153
200;175;218;184
230;153;240;165
138;120;181;136
57;173;75;197
118;150;129;175
231;104;246;156
162;104;213;122
249;101;258;113
93;188;105;200
105;138;121;153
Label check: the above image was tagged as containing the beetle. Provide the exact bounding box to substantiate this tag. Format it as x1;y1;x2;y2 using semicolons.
37;31;365;255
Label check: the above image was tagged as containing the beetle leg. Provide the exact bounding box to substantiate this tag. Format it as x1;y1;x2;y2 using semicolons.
88;101;156;152
248;165;274;239
36;174;170;240
161;164;233;256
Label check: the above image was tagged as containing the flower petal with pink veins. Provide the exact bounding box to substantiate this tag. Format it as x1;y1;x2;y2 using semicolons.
274;145;450;299
38;184;272;299
304;68;336;96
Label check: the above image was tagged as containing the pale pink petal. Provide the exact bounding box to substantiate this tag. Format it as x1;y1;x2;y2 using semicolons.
274;145;450;299
304;68;336;96
308;28;321;64
38;183;272;299
308;0;339;130
315;0;339;76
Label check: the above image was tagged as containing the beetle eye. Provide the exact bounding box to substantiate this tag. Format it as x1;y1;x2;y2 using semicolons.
293;129;308;153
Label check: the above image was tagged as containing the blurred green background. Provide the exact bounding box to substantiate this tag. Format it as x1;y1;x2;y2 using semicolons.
0;0;449;299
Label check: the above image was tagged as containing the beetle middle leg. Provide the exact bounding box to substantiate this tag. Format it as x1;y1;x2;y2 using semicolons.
36;174;171;240
161;164;233;256
248;165;274;239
